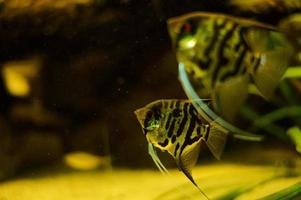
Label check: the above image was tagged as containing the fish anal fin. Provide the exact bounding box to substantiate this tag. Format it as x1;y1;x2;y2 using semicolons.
176;142;209;199
205;124;228;160
213;76;249;121
177;142;201;175
253;49;291;99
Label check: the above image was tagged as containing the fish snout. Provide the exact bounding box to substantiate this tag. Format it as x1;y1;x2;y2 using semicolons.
134;108;146;125
134;107;145;118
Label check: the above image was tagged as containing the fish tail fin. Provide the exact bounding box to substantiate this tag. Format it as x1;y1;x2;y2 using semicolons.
252;48;291;99
205;122;228;160
243;28;292;99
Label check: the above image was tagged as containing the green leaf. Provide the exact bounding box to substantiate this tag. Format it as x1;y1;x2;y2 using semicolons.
259;181;301;200
287;126;301;153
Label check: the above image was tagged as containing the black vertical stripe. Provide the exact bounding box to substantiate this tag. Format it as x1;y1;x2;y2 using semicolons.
171;135;177;143
167;118;176;138
220;46;247;81
212;23;238;86
197;20;227;70
187;105;199;143
176;102;189;137
253;57;261;73
204;19;227;57
219;27;248;82
190;105;204;125
180;106;197;154
165;113;173;130
197;126;202;136
174;143;180;157
204;125;210;141
188;103;200;124
190;127;202;143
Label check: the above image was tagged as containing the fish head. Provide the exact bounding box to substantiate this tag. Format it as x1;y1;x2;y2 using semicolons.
168;14;212;81
134;100;168;149
167;14;201;51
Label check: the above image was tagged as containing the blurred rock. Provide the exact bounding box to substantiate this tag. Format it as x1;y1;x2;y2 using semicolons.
63;151;111;170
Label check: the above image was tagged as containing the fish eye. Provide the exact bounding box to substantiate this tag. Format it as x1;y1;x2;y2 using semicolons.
145;115;160;131
182;22;192;33
146;110;154;120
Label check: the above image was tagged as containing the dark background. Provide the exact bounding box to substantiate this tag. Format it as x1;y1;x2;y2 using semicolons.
0;0;300;180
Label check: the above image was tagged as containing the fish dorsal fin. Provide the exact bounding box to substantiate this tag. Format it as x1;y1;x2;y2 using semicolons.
176;142;209;199
213;75;249;121
204;123;228;160
188;99;212;108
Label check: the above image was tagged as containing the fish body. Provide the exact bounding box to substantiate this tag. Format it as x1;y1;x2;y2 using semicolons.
135;99;229;199
168;12;292;120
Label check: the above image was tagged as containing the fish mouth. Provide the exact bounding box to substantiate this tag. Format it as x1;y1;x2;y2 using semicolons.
134;108;145;124
134;108;147;134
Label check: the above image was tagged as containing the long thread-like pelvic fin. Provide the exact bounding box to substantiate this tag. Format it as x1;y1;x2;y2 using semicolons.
178;63;264;142
148;143;169;175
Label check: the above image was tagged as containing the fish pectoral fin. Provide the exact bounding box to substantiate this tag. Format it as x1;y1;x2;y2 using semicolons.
205;123;228;160
253;48;291;99
213;76;249;121
176;142;209;199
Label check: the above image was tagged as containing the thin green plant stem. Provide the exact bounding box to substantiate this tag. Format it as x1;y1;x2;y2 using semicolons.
216;175;280;200
253;106;301;128
283;67;301;79
279;80;298;105
240;106;288;141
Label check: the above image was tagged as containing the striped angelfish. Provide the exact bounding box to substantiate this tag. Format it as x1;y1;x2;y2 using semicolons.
168;12;292;120
134;99;262;199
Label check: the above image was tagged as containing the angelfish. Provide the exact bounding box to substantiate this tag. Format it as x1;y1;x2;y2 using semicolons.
134;99;262;199
168;12;292;120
